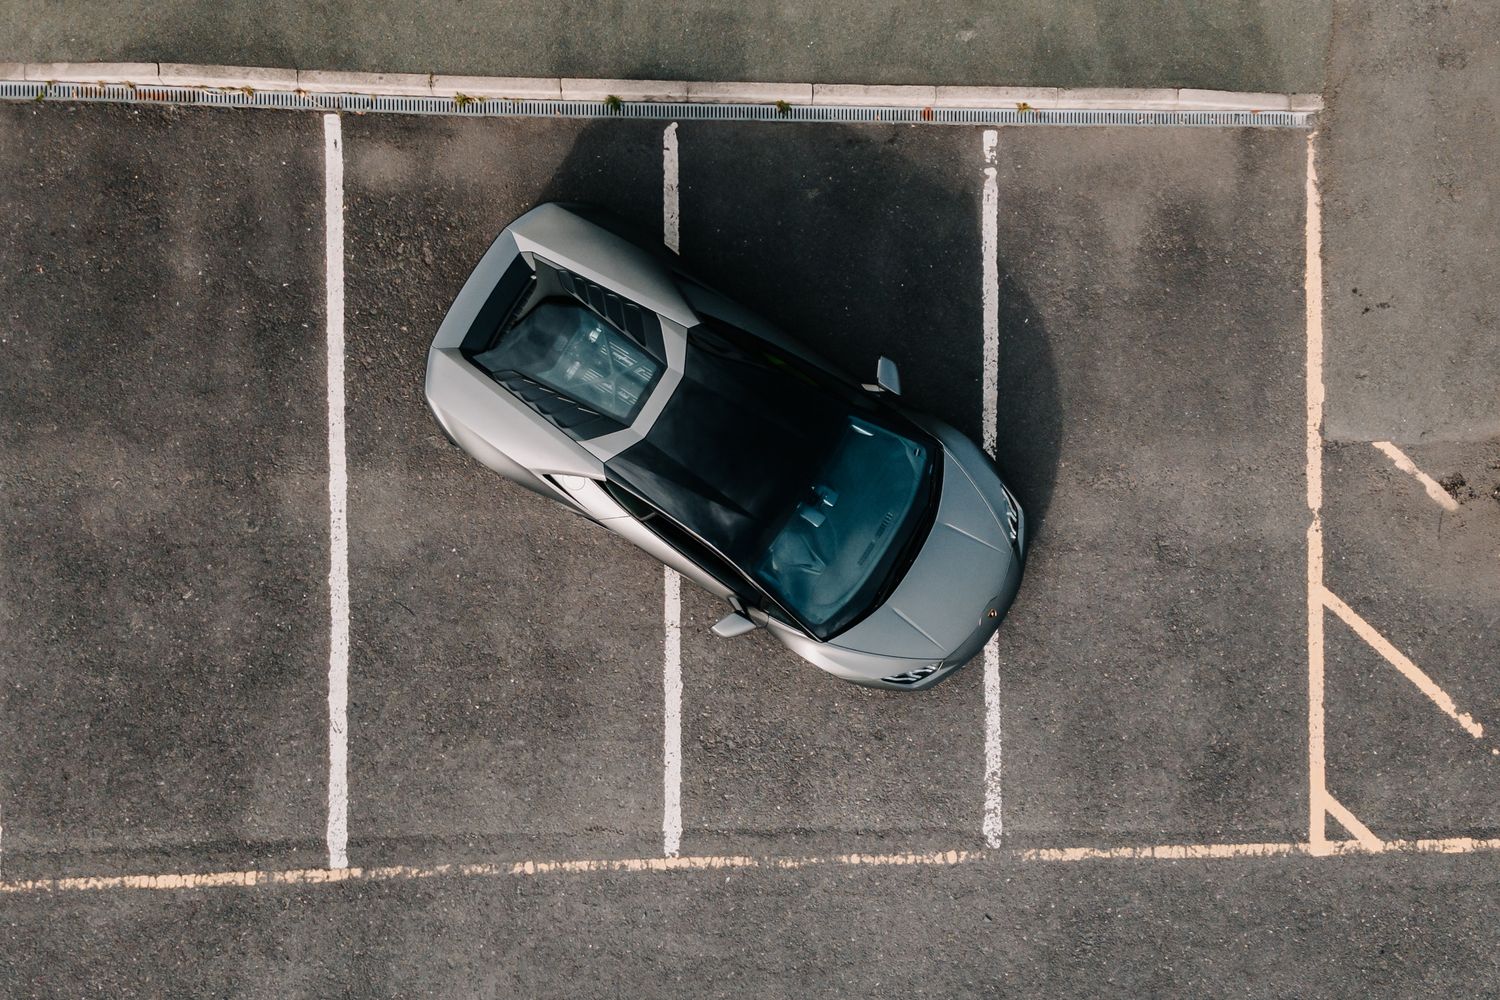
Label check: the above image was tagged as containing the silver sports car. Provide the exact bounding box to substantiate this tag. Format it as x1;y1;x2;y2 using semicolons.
424;203;1026;690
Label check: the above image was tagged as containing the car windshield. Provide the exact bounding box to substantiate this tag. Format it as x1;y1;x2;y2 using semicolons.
751;416;929;633
604;319;936;639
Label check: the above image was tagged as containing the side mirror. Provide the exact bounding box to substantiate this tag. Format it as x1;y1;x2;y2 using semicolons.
863;356;902;395
711;611;758;638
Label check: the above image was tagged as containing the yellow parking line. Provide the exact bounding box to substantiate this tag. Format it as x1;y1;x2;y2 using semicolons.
10;837;1500;895
1324;589;1486;741
1019;842;1306;861
1371;441;1460;511
1323;794;1383;851
1304;129;1328;851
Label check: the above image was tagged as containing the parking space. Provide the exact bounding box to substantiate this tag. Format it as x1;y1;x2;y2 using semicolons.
986;128;1311;847
0;104;330;876
670;123;1311;853
340;116;672;864
1306;0;1500;853
675;124;990;854
2;98;1494;886
1322;439;1500;839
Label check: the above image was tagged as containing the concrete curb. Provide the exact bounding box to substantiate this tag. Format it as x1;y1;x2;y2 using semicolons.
686;81;812;104
1178;88;1292;112
159;63;298;90
561;78;687;102
434;75;561;100
24;61;161;84
301;69;433;97
4;61;1324;112
1055;87;1178;111
935;86;1063;110
812;83;937;107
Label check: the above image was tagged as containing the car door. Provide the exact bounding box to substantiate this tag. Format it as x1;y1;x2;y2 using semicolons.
598;480;761;605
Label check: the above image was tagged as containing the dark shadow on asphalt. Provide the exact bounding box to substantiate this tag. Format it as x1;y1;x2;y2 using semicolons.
536;118;1062;542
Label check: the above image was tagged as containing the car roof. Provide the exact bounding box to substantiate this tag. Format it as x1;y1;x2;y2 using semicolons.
604;319;855;564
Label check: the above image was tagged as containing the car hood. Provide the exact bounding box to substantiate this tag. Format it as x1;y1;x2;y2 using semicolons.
829;444;1018;660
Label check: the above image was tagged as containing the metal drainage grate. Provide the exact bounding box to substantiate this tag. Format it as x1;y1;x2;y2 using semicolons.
0;81;1315;128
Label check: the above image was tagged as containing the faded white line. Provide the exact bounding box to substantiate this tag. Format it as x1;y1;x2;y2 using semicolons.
1025;836;1500;862
663;567;683;857
980;129;1000;457
1324;835;1500;857
662;122;680;255
1304;130;1328;854
1324;589;1486;740
1372;441;1459;511
1022;841;1310;862
661;122;683;858
1304;131;1324;520
1308;528;1327;854
16;836;1500;894
980;128;1003;849
323;113;350;871
977;550;1002;844
516;848;978;875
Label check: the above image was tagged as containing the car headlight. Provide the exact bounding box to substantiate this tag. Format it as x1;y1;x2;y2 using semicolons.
882;662;946;686
999;483;1020;544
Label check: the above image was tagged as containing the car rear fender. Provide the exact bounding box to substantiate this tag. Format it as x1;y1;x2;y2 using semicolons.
509;204;698;329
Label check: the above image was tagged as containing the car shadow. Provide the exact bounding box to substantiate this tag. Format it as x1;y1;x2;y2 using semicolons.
536;118;1062;542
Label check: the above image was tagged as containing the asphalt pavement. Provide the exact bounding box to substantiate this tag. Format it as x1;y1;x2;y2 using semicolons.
0;0;1328;93
2;0;1499;992
1315;0;1500;846
0;106;330;877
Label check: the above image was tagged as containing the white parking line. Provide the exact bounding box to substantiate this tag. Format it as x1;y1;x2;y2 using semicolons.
1304;130;1329;854
980;128;1003;849
663;567;683;857
663;122;680;255
1371;441;1459;511
661;122;684;858
981;130;1000;458
323;113;351;871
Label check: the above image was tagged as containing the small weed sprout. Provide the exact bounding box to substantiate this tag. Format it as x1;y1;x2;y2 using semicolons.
604;94;623;113
774;100;792;117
